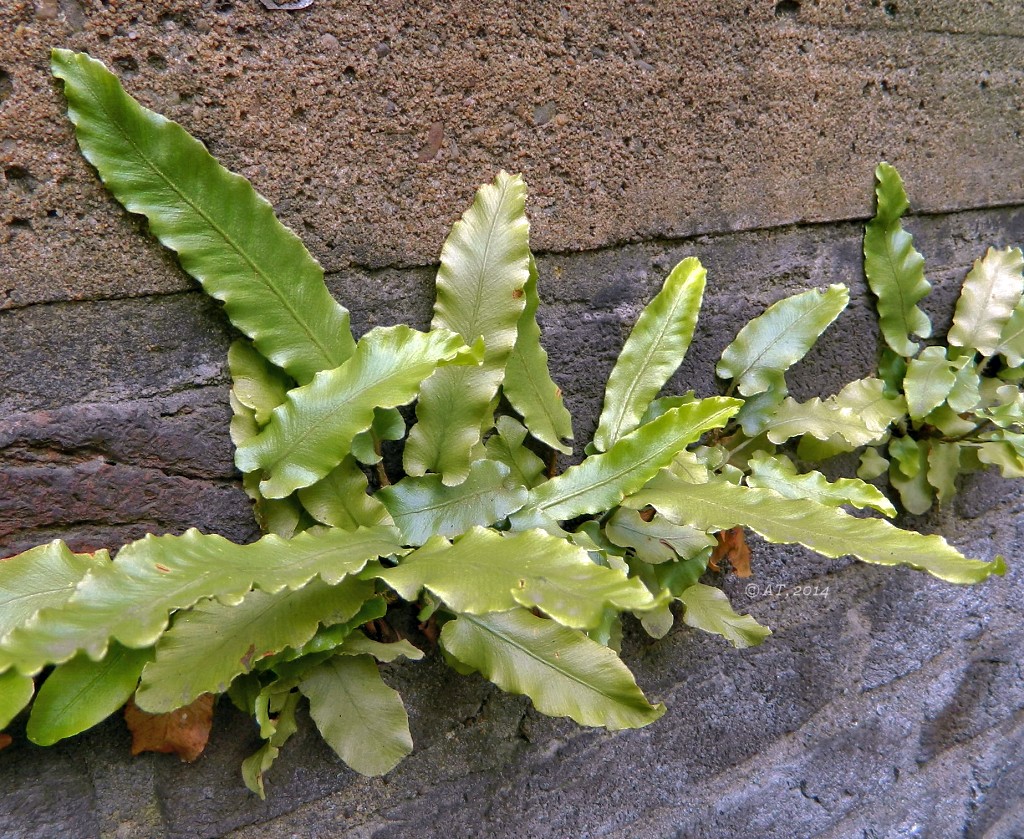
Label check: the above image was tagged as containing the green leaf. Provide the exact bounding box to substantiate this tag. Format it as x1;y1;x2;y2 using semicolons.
260;596;389;672
904;346;963;420
0;525;400;675
994;299;1024;367
242;741;280;800
746;451;896;516
626;471;1004;583
485;416;547;489
297;456;392;531
605;508;716;564
51;49;354;383
926;441;961;505
679;583;771;649
863;162;932;357
440;609;665;729
236;325;471;498
0;669;35;729
375;527;653;629
716;285;849;396
27;643;153;745
377;460;528;546
526;397;740;521
300;654;413;776
136;578;375;712
593;257;706;451
404;172;531;483
763;396;881;447
503;256;574;454
0;541;107;641
878;348;909;397
350;407;406;466
734;388;788;437
949;247;1024;356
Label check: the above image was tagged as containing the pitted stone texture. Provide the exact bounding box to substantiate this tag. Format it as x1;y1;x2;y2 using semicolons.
2;1;1024;307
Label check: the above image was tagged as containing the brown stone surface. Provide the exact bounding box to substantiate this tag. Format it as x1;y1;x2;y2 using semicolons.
2;1;1023;308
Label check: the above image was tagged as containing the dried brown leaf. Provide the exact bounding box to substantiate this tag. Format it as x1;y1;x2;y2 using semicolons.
709;527;752;578
124;694;215;762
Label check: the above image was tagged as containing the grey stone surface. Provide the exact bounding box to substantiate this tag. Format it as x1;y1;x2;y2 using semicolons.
2;2;1024;837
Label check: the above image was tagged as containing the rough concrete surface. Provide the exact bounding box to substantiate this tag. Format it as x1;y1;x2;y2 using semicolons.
2;1;1024;837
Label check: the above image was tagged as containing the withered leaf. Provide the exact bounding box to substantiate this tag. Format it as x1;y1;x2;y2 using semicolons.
0;733;12;751
709;527;752;578
124;694;215;762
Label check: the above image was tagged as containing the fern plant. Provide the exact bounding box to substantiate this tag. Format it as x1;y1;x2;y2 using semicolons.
788;163;1024;514
0;51;1005;798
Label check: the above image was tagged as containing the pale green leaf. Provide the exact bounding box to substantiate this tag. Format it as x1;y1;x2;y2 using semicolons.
526;397;740;521
335;634;425;662
638;604;675;640
857;447;889;480
904;346;963;420
0;541;107;642
51;49;353;383
995;300;1024;368
976;439;1024;478
440;609;665;729
949;247;1024;356
833;377;908;432
404;172;531;483
236;325;471;498
716;285;849;396
504;256;573;453
300;654;413;776
889;444;936;516
796;378;905;460
926;441;961;505
377;460;528;546
485;416;547;489
242;741;279;800
242;688;299;798
230;391;305;538
297;456;392;531
136;578;375;712
626;471;1004;583
0;525;400;675
640;394;698;426
746;451;896;516
764;396;881;447
374;527;654;629
228;340;292;426
0;669;34;728
593;257;706;450
863;162;932;356
27;643;153;745
605;508;716;564
679;583;771;649
947;360;982;414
